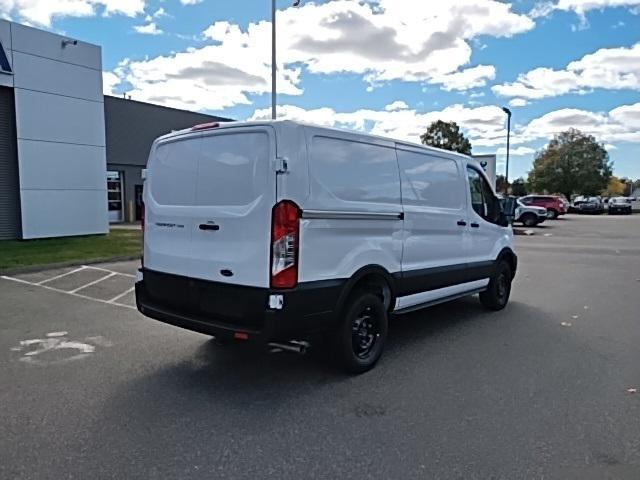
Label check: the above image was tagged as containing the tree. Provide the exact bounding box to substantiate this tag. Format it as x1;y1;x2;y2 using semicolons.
420;120;472;155
510;177;528;197
496;175;507;193
602;176;625;197
527;129;612;200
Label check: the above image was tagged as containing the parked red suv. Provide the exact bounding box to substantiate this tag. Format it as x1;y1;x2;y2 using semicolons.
519;195;566;219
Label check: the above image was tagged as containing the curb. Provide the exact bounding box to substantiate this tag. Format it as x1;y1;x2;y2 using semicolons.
0;255;141;276
513;228;535;236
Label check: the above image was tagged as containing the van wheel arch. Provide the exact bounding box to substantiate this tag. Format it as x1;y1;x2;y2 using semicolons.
496;248;517;280
336;266;396;317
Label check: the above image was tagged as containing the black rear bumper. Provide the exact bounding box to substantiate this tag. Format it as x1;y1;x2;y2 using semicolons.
135;269;343;343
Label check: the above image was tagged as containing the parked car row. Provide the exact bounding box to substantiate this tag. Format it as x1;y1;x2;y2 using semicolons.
607;197;633;215
519;195;566;219
506;192;634;227
568;196;634;215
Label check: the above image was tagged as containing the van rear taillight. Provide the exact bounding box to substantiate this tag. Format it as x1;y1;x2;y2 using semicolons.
270;200;300;289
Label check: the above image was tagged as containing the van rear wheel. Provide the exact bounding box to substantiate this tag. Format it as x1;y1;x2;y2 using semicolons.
333;292;387;374
479;261;512;311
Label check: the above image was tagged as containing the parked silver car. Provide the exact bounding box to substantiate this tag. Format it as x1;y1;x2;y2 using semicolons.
515;200;547;227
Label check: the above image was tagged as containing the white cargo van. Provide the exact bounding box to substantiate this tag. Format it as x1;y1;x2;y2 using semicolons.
136;120;517;373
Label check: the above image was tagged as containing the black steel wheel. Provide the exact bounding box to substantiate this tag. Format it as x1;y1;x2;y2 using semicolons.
521;213;537;227
547;209;559;220
334;292;387;374
479;261;512;311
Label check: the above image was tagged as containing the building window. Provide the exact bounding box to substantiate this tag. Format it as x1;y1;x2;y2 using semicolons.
107;171;124;223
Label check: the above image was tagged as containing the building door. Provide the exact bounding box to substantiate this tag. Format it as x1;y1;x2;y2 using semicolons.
107;171;124;223
0;86;22;240
135;184;143;221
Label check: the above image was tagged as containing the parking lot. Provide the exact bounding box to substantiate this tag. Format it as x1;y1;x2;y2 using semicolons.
1;214;639;479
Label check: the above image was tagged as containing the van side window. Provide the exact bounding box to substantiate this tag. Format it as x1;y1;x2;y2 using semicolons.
310;137;400;205
467;167;501;224
397;150;463;209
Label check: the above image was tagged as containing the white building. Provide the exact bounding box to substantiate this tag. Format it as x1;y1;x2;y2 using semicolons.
0;19;108;239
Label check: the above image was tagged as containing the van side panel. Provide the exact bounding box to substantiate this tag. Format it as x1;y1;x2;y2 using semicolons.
299;129;403;283
396;147;470;292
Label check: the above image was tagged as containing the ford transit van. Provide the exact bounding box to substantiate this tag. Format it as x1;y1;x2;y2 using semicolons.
136;120;516;373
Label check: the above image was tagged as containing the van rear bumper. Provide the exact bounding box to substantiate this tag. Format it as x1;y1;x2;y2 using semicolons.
135;269;342;343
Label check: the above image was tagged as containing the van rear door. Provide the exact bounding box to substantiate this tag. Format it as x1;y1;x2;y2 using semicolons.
144;127;276;287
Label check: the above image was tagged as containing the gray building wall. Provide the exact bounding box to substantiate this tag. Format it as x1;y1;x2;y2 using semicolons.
104;96;230;222
1;19;108;239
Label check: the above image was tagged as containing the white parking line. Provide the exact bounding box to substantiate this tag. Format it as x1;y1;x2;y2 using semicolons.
69;272;117;294
1;266;137;310
106;286;135;304
86;265;136;278
37;266;87;285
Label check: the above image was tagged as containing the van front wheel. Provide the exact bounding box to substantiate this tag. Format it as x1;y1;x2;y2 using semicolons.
334;292;388;374
479;261;512;311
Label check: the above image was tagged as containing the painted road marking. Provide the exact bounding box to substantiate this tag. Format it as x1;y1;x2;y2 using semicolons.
36;266;86;285
69;272;117;294
86;265;136;278
106;286;135;304
9;332;113;365
1;265;137;310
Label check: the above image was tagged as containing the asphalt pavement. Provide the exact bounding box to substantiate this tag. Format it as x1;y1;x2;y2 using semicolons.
1;214;639;479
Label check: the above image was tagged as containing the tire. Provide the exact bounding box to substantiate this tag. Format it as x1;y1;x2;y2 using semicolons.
547;209;559;220
479;261;512;311
521;213;537;227
333;292;388;374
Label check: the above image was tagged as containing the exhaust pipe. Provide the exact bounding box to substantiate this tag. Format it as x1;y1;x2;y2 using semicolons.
268;340;309;355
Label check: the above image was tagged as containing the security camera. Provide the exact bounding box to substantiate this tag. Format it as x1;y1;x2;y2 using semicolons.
61;39;78;48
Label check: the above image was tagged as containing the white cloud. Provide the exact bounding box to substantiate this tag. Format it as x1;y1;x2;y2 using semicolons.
134;21;162;35
249;102;640;157
430;65;496;91
152;7;166;18
523;102;640;143
106;0;532;111
102;71;120;95
180;0;202;4
0;0;144;26
529;1;640;29
496;146;536;156
556;0;640;14
250;103;510;149
384;101;409;111
493;42;640;99
509;98;529;107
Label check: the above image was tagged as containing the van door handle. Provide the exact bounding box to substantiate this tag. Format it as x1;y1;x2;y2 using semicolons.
199;223;220;231
470;222;480;228
457;220;467;226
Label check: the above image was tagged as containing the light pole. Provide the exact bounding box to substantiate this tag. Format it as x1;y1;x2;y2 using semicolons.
272;0;301;120
502;106;512;194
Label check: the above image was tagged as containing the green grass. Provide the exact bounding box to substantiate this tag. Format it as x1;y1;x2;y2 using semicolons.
0;230;141;271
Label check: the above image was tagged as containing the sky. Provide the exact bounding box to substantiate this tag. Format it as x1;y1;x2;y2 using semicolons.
1;0;639;180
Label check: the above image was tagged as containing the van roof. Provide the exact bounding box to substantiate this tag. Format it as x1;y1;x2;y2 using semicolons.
154;119;474;162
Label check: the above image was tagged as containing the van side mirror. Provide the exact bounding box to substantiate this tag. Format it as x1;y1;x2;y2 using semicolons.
499;197;517;226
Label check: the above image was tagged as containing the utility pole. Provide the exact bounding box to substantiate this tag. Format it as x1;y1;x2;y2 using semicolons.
502;106;512;194
272;0;301;120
